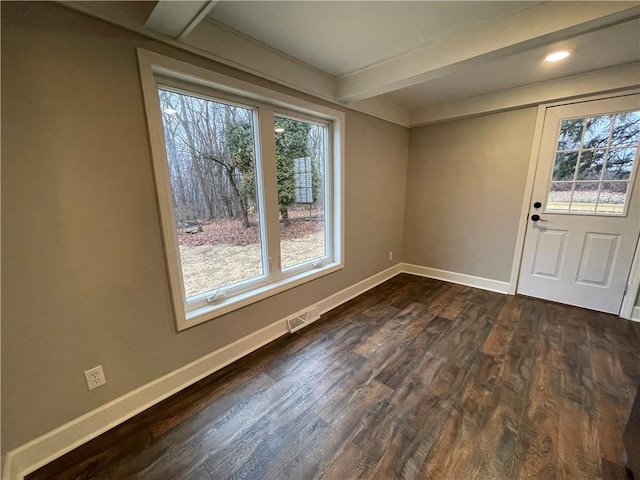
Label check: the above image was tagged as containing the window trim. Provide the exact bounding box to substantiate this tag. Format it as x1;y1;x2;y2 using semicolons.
137;49;344;331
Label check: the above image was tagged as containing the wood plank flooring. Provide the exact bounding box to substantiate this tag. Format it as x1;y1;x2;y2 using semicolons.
26;274;640;480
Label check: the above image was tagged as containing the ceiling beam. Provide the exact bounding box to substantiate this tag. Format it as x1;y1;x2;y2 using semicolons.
145;1;218;40
409;63;640;127
337;2;640;103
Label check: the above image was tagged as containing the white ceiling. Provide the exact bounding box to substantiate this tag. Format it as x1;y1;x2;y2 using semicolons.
384;17;640;110
62;0;640;126
207;1;540;77
204;1;640;115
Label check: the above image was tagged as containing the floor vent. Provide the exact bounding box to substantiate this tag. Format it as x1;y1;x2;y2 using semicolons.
286;306;321;333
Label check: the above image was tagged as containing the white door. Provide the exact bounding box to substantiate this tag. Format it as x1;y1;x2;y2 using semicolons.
518;94;640;314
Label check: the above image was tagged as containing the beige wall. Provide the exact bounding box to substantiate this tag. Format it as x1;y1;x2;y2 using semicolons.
1;2;409;452
403;109;538;282
3;0;639;461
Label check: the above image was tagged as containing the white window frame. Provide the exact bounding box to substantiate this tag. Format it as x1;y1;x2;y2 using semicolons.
137;49;344;330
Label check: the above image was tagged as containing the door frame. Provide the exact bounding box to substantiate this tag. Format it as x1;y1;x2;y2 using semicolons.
509;89;640;320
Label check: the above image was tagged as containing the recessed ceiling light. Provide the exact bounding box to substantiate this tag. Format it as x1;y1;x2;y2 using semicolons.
275;127;285;133
163;108;177;115
545;50;570;62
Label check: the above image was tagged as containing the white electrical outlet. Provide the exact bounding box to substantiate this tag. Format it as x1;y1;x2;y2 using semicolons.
84;365;107;391
389;251;393;261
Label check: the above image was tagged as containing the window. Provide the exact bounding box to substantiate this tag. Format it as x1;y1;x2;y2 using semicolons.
159;89;265;299
546;110;640;215
274;115;328;270
138;50;343;329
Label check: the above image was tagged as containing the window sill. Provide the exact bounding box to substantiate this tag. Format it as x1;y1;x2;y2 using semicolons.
179;262;343;330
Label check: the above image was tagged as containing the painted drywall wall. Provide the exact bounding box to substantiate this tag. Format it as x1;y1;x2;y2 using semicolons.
1;2;409;453
403;108;538;282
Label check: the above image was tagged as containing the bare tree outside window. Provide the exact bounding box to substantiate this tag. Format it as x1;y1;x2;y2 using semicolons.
159;89;263;298
158;90;329;297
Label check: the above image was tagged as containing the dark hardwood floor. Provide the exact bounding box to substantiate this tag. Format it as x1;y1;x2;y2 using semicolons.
27;274;640;479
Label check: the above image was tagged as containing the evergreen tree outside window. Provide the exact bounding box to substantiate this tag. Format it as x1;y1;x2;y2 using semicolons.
275;115;327;269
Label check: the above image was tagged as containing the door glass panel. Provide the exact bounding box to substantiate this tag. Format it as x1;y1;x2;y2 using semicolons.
604;148;637;180
570;183;598;213
576;149;605;180
158;89;264;299
612;111;640;146
552;152;578;181
546;109;639;215
274;115;327;270
582;115;612;148
556;119;584;150
547;182;572;212
596;182;628;214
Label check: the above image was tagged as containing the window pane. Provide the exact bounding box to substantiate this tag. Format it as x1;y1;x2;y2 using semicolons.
274;116;327;270
159;89;264;299
548;109;639;216
552;152;578;181
556;119;584;150
597;182;628;214
582;115;612;148
576;149;605;180
546;182;573;212
604;147;637;180
612;111;640;146
547;182;572;212
570;183;598;213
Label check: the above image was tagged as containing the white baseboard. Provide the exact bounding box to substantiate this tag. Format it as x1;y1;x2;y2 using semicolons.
2;320;290;480
5;260;631;479
2;263;403;480
317;263;404;314
401;263;511;294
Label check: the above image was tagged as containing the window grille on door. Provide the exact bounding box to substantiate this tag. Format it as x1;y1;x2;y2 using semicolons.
546;110;639;215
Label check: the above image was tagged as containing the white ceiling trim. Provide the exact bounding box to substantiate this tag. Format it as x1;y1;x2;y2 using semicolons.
348;96;410;127
337;2;640;103
409;62;640;127
145;1;218;40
